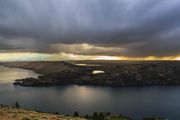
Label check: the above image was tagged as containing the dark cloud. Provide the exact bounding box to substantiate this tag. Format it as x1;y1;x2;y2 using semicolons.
0;0;180;57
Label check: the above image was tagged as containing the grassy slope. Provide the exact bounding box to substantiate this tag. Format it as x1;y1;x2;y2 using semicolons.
0;107;166;120
0;107;86;120
1;61;79;74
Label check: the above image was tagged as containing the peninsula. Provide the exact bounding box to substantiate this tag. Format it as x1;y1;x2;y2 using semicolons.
1;61;180;87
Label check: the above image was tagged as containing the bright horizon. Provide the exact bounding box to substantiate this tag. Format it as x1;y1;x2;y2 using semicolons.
0;52;180;61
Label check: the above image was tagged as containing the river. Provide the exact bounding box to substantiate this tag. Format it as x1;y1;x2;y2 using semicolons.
0;66;179;120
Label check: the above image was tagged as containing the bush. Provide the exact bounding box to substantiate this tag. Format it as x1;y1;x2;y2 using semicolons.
92;112;98;120
73;111;79;117
143;117;166;120
15;102;20;108
22;117;30;120
98;112;105;120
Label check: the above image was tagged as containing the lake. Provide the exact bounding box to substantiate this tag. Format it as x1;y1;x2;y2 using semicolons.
0;66;179;120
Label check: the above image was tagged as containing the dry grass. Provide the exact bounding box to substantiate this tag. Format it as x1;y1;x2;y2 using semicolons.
0;107;86;120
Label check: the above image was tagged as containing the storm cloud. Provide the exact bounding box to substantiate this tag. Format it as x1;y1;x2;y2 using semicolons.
0;0;180;57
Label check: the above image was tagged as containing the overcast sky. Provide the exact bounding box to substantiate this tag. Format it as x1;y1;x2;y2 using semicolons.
0;0;180;59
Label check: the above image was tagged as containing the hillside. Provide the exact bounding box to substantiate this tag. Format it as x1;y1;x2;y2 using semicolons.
0;106;166;120
4;61;180;87
0;61;79;74
1;61;180;87
0;107;85;120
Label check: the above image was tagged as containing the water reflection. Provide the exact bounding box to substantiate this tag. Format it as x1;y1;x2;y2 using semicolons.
92;70;105;74
75;64;100;66
0;66;38;83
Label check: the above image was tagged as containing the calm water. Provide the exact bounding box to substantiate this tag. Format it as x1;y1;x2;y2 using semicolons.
0;66;179;120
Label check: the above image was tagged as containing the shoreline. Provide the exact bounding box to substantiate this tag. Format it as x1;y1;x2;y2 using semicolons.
1;64;180;88
0;65;42;75
0;63;174;120
1;61;180;87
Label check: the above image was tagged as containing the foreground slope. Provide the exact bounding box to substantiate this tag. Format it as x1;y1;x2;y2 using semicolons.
0;107;85;120
0;107;165;120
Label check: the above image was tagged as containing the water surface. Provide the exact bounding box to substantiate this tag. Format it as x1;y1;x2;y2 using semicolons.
92;70;105;74
0;66;179;120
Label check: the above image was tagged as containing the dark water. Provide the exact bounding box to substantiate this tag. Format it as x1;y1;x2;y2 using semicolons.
0;66;179;120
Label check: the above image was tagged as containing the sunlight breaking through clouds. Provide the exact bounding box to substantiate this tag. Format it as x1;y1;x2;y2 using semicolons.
1;52;180;61
0;53;50;61
0;0;180;59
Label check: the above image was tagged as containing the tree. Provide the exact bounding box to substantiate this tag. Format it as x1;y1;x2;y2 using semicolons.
73;111;79;117
92;112;98;120
85;114;89;119
15;102;20;108
98;112;105;120
143;117;166;120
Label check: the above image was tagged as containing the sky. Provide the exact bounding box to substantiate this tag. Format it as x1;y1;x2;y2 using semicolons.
0;0;180;61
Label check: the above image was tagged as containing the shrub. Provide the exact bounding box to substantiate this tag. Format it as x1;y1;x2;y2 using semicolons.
15;102;20;108
73;111;79;117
